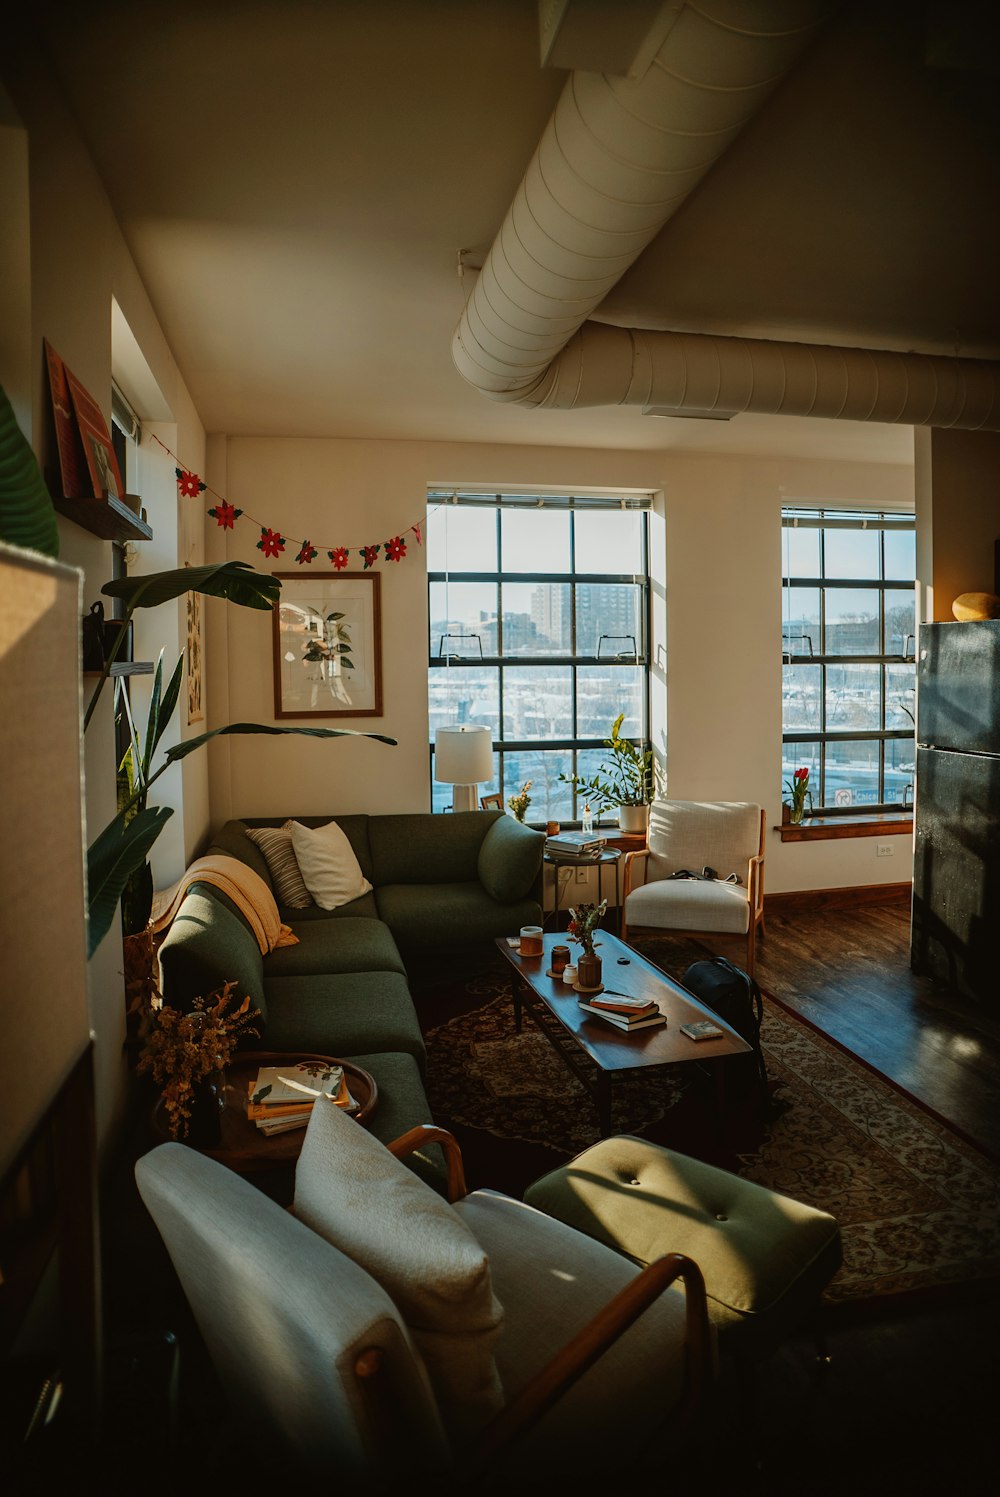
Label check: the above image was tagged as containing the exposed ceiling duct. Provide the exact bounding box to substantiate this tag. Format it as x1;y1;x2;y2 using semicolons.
452;0;833;398
453;0;1000;431
505;322;1000;429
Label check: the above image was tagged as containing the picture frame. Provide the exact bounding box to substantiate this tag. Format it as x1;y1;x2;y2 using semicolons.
480;793;503;811
186;586;204;724
64;364;124;501
43;339;93;499
272;571;382;719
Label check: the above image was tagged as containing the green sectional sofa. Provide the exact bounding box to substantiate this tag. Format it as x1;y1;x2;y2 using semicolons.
156;810;544;1185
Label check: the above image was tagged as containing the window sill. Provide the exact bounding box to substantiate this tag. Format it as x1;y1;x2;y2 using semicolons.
776;813;913;843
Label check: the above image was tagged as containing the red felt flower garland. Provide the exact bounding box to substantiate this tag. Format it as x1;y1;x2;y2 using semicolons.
158;435;427;569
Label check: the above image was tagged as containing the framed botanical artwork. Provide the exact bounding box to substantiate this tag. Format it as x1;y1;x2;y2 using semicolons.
272;571;383;719
186;585;204;724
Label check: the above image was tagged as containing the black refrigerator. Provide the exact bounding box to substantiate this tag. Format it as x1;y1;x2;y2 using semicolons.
911;620;1000;1005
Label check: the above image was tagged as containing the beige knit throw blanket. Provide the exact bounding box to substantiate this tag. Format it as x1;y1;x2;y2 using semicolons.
149;854;299;954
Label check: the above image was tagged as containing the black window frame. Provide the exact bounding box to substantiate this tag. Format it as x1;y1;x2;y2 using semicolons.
427;495;652;824
781;506;916;816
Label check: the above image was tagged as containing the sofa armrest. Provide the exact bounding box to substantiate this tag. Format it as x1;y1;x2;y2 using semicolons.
477;815;545;903
157;886;267;1019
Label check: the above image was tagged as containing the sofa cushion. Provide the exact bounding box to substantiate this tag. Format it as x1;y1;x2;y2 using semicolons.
343;1050;446;1192
263;971;426;1067
368;810;494;887
276;891;380;924
376;882;541;953
157;886;266;1020
263;917;405;978
477;814;544;903
291;819;374;910
294;1100;505;1443
245;823;314;909
207;821;274;887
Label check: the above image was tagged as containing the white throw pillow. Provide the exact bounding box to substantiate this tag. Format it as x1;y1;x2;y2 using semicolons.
289;818;373;910
294;1101;505;1442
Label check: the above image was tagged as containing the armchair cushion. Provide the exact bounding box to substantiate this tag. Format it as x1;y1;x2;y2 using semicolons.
646;800;762;882
294;1100;505;1442
455;1191;693;1459
626;877;750;934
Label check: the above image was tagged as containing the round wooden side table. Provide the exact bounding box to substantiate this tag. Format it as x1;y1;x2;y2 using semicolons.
150;1049;377;1174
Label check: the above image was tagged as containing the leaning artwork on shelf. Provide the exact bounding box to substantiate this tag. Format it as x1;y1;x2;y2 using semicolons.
271;571;382;719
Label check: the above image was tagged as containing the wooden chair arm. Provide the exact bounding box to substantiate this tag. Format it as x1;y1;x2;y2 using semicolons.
385;1124;467;1203
471;1251;710;1466
621;847;650;903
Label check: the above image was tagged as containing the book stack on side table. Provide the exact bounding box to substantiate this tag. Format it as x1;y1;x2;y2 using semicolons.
578;992;666;1033
546;830;608;859
247;1061;360;1135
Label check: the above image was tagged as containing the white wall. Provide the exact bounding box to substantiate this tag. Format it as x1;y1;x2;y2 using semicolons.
3;41;206;1157
205;435;913;895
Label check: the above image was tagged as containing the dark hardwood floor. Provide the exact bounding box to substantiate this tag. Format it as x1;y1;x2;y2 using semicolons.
646;894;1000;1157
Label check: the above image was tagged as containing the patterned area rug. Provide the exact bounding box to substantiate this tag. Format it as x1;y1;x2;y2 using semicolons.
420;961;1000;1306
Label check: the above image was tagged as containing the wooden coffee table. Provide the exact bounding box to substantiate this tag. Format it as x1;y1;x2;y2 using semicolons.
151;1050;377;1174
495;932;751;1138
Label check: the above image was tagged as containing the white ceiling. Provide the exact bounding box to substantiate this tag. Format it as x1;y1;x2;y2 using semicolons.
31;0;1000;463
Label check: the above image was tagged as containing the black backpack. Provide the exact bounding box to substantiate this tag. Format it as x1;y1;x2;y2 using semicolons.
680;956;786;1118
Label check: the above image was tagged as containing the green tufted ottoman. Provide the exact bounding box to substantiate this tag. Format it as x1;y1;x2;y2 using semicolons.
524;1135;842;1362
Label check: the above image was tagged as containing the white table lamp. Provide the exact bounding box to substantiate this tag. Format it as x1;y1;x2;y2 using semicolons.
434;724;493;812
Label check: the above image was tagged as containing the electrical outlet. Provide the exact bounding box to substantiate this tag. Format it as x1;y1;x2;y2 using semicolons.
575;866;589;883
876;843;893;858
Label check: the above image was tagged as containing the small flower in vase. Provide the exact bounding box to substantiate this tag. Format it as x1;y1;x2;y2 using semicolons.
137;979;261;1140
508;780;533;822
784;766;811;824
567;899;608;957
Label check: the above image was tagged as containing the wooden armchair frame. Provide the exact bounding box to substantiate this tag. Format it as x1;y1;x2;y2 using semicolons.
620;808;766;976
380;1124;712;1474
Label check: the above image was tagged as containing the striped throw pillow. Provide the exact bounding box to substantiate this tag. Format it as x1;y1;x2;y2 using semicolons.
245;823;313;909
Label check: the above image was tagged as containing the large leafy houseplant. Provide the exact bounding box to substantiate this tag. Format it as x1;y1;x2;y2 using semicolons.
84;562;396;954
561;712;655;814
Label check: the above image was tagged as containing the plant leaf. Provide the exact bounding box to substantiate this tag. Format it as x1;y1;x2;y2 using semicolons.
157;721;397;772
102;561;280;612
148;653;185;767
0;383;60;558
86;806;173;956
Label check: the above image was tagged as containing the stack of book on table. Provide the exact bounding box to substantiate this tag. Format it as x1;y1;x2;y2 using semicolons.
578;992;666;1032
546;830;607;858
247;1061;360;1135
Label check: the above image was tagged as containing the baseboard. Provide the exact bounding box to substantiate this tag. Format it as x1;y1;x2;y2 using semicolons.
764;882;912;914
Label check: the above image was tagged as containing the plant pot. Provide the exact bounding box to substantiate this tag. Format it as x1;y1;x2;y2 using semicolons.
577;951;603;990
618;803;649;836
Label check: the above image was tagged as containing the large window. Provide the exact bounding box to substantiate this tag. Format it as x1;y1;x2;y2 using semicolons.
781;507;916;815
427;493;651;822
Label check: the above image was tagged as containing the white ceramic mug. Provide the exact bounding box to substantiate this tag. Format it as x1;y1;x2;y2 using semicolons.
519;925;543;957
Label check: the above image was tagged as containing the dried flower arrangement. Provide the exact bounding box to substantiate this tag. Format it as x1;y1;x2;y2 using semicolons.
137;979;261;1140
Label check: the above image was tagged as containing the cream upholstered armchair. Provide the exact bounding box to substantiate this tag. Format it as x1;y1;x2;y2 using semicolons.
620;801;766;976
136;1102;712;1486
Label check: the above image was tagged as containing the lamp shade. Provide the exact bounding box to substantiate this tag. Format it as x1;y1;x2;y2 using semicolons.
434;724;493;785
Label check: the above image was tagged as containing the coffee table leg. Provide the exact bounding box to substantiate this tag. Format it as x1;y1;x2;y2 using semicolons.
513;975;523;1034
596;1072;612;1138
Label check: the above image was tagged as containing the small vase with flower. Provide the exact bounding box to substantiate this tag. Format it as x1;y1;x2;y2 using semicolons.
784;766;813;825
567;898;608;991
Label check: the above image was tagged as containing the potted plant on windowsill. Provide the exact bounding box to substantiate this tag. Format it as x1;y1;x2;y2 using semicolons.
560;712;656;834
